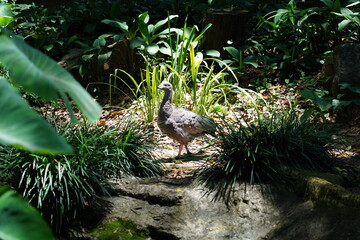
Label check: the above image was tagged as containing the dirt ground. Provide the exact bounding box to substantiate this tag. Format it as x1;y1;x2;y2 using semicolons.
41;88;360;195
99;106;360;195
330;116;360;194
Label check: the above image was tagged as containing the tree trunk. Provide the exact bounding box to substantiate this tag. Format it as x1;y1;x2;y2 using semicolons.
204;8;249;55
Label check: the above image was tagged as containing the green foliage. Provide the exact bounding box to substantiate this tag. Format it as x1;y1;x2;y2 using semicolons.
248;0;360;81
208;0;249;9
68;119;163;178
162;23;213;104
0;118;163;233
109;16;240;119
8;0;208;59
0;187;55;240
223;46;259;70
110;64;164;122
335;3;360;31
11;1;112;55
0;33;101;121
76;11;180;78
197;110;334;203
109;14;267;120
0;3;14;27
300;83;360;111
0;7;103;240
0;78;71;154
0;29;102;153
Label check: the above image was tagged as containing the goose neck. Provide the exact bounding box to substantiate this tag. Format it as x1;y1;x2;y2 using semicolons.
160;90;173;112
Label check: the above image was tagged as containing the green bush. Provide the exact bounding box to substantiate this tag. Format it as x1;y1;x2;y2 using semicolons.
241;0;360;82
197;110;335;203
0;118;163;234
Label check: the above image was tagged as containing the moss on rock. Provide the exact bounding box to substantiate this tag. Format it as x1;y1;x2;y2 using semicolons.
90;218;150;240
289;170;360;208
305;177;360;208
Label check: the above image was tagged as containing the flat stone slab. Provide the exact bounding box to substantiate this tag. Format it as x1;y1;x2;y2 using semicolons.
103;177;298;240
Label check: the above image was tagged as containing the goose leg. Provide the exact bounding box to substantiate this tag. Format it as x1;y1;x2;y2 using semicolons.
185;144;191;154
178;144;184;156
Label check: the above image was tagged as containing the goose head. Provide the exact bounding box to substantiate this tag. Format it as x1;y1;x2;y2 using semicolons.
158;82;173;92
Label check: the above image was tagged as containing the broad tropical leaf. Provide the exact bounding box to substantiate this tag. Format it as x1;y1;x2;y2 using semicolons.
101;19;128;32
224;46;240;61
0;4;13;27
0;187;55;240
299;89;333;111
0;78;72;153
338;19;351;31
0;34;102;123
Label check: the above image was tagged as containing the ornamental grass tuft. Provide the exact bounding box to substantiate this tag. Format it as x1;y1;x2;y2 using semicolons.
0;117;163;234
197;110;335;203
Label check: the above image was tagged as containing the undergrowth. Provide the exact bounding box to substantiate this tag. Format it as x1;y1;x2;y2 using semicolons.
197;109;335;204
0;117;163;234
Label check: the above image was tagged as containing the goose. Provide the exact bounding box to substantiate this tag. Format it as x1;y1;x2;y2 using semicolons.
157;81;216;156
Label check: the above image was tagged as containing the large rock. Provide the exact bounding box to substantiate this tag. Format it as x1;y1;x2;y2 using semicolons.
83;173;360;240
103;178;297;240
321;43;360;98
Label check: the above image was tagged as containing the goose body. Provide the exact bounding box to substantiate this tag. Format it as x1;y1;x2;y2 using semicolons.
157;82;216;156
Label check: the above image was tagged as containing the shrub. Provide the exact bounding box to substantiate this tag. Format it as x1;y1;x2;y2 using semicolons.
0;118;163;234
197;110;335;203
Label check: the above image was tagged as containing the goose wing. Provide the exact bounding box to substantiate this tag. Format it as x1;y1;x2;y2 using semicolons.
171;107;216;136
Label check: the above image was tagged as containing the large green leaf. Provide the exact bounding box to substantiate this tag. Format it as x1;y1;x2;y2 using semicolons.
146;43;159;55
0;34;102;123
153;15;178;33
0;4;13;27
338;19;351;31
0;78;72;153
101;19;128;32
299;89;333;111
0;187;55;240
224;46;240;61
320;0;341;11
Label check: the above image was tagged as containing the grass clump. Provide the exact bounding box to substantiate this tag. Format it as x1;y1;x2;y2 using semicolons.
0;117;163;234
197;110;335;203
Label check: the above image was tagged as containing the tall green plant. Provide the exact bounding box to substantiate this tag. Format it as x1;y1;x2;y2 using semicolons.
165;23;212;106
334;1;360;34
110;64;164;122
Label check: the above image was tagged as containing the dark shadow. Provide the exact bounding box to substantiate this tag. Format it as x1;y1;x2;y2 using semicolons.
66;197;113;239
157;150;212;163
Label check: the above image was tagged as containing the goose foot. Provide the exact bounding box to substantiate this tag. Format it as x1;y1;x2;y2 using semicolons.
177;144;191;158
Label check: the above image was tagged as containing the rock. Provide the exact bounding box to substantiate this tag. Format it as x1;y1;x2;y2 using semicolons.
83;173;360;240
305;177;360;208
70;134;360;240
264;201;360;240
101;177;300;240
321;43;360;98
